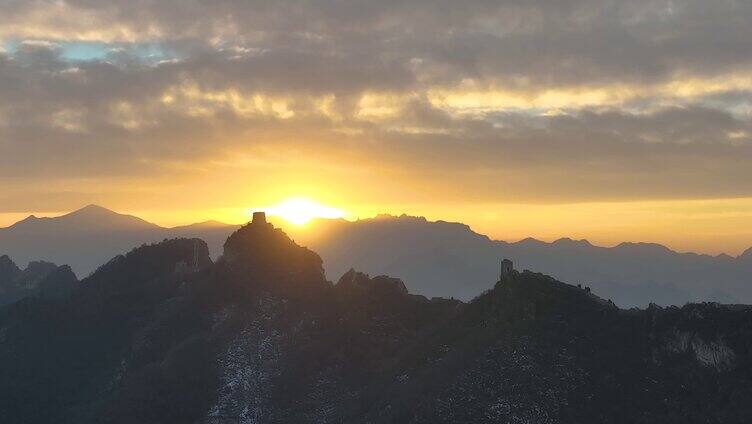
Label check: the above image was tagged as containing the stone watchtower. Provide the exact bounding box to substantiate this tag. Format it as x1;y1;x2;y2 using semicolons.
500;258;514;281
252;211;267;224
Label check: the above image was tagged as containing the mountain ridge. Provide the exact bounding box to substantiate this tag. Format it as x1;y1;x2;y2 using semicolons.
1;219;751;423
286;214;752;306
5;205;748;258
2;206;752;306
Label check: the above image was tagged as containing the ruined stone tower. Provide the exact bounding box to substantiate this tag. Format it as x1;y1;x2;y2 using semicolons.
500;258;514;281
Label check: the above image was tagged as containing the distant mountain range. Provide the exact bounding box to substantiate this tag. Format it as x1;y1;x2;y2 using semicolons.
2;218;751;423
2;205;751;307
285;216;752;307
0;205;236;278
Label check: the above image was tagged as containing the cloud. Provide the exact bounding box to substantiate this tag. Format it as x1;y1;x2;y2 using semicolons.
0;0;751;207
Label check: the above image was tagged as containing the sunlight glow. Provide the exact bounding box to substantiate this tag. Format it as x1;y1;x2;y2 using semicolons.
259;198;346;225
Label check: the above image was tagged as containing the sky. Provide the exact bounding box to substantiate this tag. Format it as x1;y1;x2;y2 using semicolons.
1;0;752;255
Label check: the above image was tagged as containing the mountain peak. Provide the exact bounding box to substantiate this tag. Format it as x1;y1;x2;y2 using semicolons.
67;204;117;217
10;215;39;227
56;204;160;230
515;237;546;247
614;241;673;254
222;218;325;284
553;237;593;247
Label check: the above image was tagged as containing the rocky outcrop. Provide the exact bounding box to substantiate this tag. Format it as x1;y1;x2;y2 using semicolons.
0;255;21;282
336;268;408;295
36;265;78;300
0;255;78;306
222;218;325;288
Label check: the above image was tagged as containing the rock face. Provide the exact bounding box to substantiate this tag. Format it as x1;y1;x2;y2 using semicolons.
337;268;409;295
1;225;752;423
0;255;78;306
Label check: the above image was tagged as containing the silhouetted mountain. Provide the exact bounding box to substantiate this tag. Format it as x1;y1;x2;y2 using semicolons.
0;205;239;277
285;215;752;307
1;218;750;423
3;208;752;307
0;255;78;306
741;247;752;262
0;254;20;281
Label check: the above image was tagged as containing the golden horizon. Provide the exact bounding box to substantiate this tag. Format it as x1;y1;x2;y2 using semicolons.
2;195;752;257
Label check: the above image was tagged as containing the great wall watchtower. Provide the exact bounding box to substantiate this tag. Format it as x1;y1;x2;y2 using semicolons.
500;258;514;281
252;211;267;225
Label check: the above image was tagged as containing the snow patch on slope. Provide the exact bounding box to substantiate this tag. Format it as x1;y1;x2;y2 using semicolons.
664;330;736;370
207;294;283;423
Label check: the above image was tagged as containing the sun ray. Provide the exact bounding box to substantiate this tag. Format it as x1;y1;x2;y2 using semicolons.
256;197;346;225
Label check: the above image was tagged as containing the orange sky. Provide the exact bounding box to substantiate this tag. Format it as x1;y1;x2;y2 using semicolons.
3;195;752;256
2;1;752;256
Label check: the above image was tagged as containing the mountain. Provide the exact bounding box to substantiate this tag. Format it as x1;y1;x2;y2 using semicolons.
0;255;78;306
0;205;239;277
741;247;752;262
1;216;751;423
3;207;752;307
284;215;752;307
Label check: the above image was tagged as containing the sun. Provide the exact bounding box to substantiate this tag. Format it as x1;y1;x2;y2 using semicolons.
258;198;346;225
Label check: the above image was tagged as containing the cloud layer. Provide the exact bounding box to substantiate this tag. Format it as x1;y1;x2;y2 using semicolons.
1;0;752;211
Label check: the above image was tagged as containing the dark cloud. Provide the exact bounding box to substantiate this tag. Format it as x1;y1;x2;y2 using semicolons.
5;0;752;84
